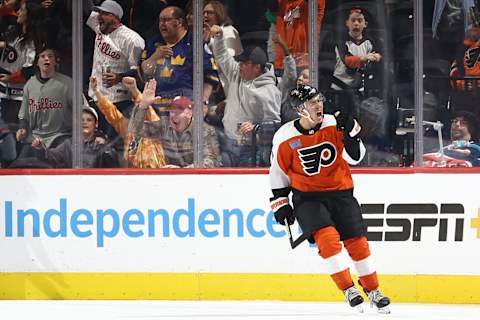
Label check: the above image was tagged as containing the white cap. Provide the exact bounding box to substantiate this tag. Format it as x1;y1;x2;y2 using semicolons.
94;0;124;19
82;106;99;122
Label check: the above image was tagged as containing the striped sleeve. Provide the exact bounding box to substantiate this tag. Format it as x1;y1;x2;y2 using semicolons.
86;11;99;32
126;32;145;69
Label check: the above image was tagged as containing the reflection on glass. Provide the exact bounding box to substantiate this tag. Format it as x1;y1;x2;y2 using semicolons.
0;1;74;169
319;2;403;167
423;0;480;167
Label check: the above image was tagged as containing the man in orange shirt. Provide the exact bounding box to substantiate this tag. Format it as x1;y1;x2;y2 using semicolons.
269;85;391;313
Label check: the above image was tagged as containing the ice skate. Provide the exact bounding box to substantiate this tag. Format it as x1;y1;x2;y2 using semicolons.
343;285;364;313
364;288;391;314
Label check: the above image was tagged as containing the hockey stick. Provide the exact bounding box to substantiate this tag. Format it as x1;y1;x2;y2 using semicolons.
284;219;310;249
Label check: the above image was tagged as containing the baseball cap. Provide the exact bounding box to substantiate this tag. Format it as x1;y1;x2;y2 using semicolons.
236;46;267;66
82;105;99;122
94;0;124;19
170;96;192;109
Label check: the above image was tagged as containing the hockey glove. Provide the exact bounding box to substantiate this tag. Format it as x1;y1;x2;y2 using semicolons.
334;110;363;161
270;197;295;225
334;110;361;138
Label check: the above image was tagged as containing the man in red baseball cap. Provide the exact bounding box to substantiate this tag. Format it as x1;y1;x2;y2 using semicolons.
168;96;193;133
130;79;222;167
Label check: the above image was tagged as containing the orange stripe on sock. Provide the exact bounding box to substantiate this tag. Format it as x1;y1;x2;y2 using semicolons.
313;226;342;258
331;269;354;291
359;272;379;292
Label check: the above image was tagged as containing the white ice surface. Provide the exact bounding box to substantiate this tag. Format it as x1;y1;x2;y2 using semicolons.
0;300;479;320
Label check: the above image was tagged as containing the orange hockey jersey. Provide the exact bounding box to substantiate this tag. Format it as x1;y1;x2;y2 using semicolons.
269;114;365;193
450;36;480;90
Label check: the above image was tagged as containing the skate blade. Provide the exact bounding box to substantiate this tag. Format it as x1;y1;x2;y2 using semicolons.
377;306;391;314
355;304;364;313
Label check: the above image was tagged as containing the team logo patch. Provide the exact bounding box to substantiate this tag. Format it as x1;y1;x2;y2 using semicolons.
289;139;302;149
297;142;337;176
465;47;480;69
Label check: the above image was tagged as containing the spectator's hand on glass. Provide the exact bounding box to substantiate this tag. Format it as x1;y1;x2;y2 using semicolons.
31;137;44;150
139;79;160;108
16;128;27;141
239;121;255;135
210;25;223;38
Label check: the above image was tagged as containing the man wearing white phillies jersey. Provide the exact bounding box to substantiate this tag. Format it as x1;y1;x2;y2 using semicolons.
86;0;144;142
269;85;391;314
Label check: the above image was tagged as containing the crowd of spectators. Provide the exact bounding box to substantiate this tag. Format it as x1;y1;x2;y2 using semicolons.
0;0;479;169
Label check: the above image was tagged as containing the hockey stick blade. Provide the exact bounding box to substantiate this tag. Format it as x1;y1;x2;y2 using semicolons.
284;220;310;249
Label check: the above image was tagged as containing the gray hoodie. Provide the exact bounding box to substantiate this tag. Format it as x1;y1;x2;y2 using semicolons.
212;34;281;141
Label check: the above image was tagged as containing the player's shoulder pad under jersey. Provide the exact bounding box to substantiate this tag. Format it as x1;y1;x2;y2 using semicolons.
321;114;337;129
272;121;300;146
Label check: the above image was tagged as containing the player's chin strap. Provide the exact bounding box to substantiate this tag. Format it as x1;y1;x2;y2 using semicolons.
297;103;316;125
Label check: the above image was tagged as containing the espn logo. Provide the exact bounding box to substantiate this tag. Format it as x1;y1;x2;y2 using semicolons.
362;203;464;242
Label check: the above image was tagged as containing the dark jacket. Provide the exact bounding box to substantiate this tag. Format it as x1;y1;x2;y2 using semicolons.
35;134;119;168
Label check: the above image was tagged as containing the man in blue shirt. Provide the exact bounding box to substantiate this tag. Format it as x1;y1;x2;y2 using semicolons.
141;6;219;113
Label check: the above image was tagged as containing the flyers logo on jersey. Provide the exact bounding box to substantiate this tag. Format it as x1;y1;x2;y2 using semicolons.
297;142;337;176
465;47;480;69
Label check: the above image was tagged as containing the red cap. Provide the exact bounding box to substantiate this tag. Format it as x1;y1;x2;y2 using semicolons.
170;96;192;109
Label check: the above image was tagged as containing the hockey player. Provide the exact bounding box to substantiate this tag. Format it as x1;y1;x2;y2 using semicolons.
269;85;391;313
